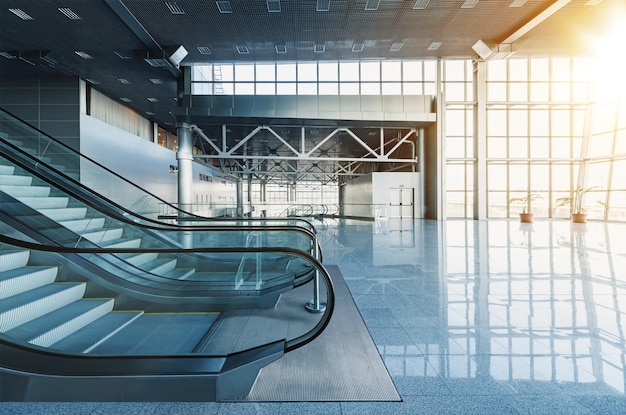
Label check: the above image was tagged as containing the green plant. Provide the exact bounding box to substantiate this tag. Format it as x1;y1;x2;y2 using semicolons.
508;193;542;214
554;186;598;214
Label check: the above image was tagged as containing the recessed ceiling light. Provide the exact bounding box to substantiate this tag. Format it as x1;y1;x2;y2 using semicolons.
275;44;287;53
120;97;132;102
145;111;155;116
390;43;403;52
428;41;442;50
216;1;233;13
267;0;281;12
114;51;132;59
9;8;34;20
236;45;249;54
317;0;330;11
197;46;212;55
461;0;479;8
365;0;380;10
314;44;325;53
0;52;16;59
58;7;82;19
352;43;364;52
165;2;185;14
75;51;93;59
147;97;159;102
413;0;430;9
149;78;163;84
509;0;527;6
118;78;132;85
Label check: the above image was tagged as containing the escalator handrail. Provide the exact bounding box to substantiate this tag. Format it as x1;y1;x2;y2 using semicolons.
0;107;317;234
0;232;334;356
0;136;321;258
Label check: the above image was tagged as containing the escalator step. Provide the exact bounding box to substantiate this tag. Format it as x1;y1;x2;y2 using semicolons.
5;299;114;347
37;207;87;221
89;313;220;355
0;249;30;272
50;311;144;353
0;165;15;175
0;184;50;197
0;265;58;300
0;283;86;332
14;196;69;209
0;174;32;186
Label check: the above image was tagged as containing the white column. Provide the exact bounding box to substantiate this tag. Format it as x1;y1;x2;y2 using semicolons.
473;60;488;220
176;121;194;218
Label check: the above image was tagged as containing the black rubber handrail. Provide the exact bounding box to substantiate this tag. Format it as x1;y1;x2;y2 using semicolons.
0;107;317;234
0;233;334;354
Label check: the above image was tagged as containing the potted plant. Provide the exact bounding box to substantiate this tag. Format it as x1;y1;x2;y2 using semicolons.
553;186;597;223
508;193;542;223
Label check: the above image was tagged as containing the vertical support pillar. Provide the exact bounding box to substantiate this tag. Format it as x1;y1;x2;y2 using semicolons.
436;59;447;220
176;121;194;218
236;178;243;217
418;127;426;219
473;60;488;220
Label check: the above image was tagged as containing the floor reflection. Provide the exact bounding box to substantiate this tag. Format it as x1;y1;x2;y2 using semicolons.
316;218;626;401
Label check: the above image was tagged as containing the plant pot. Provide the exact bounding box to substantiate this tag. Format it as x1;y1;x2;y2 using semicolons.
571;213;587;223
519;213;534;223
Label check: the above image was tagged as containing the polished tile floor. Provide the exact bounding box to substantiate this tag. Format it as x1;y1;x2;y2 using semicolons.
4;218;626;414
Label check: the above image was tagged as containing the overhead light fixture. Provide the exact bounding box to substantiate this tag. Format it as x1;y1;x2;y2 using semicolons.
461;0;479;8
267;0;281;12
165;2;185;14
120;97;132;102
428;41;442;50
236;45;249;54
352;43;364;52
197;46;212;55
118;78;132;84
145;111;155;116
149;78;163;84
585;0;604;4
9;8;34;20
114;51;132;59
365;0;380;10
14;51;54;66
216;1;233;13
0;52;17;59
75;51;93;59
58;7;82;19
314;44;325;53
139;45;187;68
509;0;527;6
413;0;430;9
147;97;159;102
317;0;330;11
275;44;287;53
390;42;404;52
165;45;188;66
472;39;515;60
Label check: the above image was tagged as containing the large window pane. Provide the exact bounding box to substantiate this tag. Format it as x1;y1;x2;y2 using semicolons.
256;63;275;82
488;110;507;136
340;62;360;81
509;59;528;81
447;164;466;190
446;60;467;81
361;83;380;95
509;163;529;190
487;60;506;81
487;83;506;101
361;62;380;81
298;63;317;82
277;63;296;81
381;83;401;95
403;61;422;81
445;82;466;101
235;64;254;81
488;137;507;158
530;110;549;136
509;110;528;136
446;137;466;158
446;109;466;136
319;62;338;81
340;83;359;95
551;110;571;136
530;164;550;190
530;58;549;81
488;164;507;190
382;61;401;81
319;83;338;95
530;137;549;158
552;164;572;190
217;64;234;81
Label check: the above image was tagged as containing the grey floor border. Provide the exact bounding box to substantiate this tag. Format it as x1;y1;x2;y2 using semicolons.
240;265;401;402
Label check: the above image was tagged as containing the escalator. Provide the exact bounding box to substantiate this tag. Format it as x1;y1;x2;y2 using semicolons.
0;109;334;401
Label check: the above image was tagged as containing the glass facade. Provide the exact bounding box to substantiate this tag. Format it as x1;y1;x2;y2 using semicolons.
191;57;626;222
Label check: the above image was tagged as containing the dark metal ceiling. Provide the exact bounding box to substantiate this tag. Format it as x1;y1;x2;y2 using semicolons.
0;0;623;132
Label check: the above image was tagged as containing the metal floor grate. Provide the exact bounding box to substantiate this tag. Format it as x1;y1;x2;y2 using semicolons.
239;265;401;402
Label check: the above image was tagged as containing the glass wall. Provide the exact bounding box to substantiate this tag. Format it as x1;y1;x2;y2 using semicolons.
191;61;437;96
